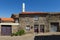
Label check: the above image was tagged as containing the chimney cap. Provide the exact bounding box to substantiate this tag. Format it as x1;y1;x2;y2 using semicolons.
22;3;25;12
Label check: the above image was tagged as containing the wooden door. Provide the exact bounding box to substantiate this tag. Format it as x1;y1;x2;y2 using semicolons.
1;25;12;35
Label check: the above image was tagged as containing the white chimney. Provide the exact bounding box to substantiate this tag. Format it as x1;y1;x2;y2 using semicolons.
22;3;25;12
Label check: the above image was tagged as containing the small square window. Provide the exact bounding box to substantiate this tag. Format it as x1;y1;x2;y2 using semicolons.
34;16;39;21
26;25;30;31
15;19;19;23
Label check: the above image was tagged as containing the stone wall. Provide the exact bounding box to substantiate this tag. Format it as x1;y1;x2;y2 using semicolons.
12;25;19;33
0;25;1;35
19;15;48;33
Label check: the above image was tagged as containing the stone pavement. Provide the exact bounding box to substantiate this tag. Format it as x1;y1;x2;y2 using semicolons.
0;34;34;40
0;32;60;40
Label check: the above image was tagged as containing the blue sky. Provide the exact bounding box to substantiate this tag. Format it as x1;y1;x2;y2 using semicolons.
0;0;60;17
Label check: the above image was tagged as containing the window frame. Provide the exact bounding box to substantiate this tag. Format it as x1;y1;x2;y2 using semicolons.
26;25;30;31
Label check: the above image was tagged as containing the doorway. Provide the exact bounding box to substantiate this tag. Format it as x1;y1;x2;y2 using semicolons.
40;25;44;32
1;25;12;35
34;25;39;33
50;22;59;32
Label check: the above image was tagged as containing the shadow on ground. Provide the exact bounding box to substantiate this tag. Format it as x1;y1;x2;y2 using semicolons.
34;35;60;40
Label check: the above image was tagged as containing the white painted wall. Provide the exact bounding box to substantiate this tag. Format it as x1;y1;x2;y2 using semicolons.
0;23;19;25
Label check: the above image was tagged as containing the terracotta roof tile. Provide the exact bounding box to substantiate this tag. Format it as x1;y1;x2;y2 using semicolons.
20;12;48;15
1;18;14;22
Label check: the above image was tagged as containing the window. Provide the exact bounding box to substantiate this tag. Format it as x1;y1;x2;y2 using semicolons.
26;25;30;31
34;16;39;21
34;25;39;33
15;19;19;23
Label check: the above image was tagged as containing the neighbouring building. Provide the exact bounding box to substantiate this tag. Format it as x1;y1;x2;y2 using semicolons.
0;18;19;35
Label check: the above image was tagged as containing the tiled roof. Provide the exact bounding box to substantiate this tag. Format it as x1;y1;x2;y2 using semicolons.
20;12;48;15
49;12;60;14
0;18;14;22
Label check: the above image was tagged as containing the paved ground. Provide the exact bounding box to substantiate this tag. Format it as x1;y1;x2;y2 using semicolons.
0;34;34;40
0;32;60;40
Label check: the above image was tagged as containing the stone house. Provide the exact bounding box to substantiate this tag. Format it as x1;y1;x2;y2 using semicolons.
0;18;19;35
0;12;60;35
18;12;60;33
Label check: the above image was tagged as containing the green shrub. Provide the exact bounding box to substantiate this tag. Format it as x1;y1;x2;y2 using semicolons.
11;29;25;36
18;29;25;36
